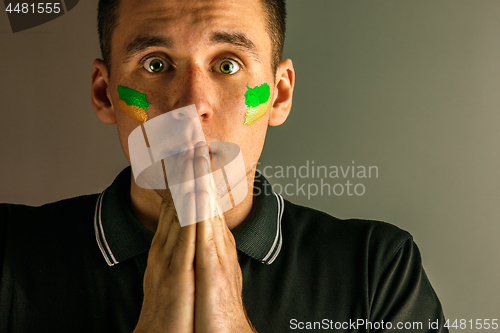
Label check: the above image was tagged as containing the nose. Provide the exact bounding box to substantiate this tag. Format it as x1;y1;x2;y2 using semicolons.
172;64;214;121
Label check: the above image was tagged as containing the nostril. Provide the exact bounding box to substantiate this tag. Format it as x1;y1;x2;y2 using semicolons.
171;110;186;119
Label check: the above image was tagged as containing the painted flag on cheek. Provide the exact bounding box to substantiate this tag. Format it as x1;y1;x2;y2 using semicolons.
117;85;151;123
244;83;271;125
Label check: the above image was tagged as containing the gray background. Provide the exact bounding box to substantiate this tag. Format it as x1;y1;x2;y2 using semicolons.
1;0;499;327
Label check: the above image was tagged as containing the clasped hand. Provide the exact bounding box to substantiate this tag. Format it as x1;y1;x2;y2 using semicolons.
134;142;256;333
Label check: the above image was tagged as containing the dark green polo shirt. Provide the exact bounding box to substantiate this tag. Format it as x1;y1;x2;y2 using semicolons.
0;167;448;332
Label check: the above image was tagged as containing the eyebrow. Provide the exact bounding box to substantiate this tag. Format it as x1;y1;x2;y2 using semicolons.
210;31;261;62
121;32;261;63
122;35;173;63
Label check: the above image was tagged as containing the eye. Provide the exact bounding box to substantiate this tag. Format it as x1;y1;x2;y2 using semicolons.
214;58;241;75
143;57;170;73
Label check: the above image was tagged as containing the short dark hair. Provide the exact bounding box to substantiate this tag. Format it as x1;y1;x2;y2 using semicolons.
97;0;286;76
260;0;287;74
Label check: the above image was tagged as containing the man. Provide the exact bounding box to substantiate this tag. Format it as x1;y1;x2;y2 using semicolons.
0;0;448;332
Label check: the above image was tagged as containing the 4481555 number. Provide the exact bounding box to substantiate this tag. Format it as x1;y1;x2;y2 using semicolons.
5;3;61;14
444;319;498;330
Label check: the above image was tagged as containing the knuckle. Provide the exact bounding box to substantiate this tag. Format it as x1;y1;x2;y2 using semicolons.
169;241;193;267
170;241;185;258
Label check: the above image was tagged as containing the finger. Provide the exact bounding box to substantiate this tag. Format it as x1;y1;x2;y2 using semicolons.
195;190;220;267
167;147;195;227
152;147;194;253
177;143;194;171
193;141;219;223
168;192;197;269
161;210;182;264
208;198;227;253
163;143;194;199
193;142;228;253
212;193;231;243
193;141;209;162
193;142;212;195
151;188;176;249
182;191;197;227
163;190;196;261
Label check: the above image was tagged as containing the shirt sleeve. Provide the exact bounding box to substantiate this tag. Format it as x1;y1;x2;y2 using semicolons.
369;237;449;333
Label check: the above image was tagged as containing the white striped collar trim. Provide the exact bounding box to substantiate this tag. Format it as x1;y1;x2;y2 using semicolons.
93;189;285;267
261;193;284;265
94;190;119;266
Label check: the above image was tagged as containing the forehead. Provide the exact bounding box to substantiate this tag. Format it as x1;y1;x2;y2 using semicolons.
114;0;269;53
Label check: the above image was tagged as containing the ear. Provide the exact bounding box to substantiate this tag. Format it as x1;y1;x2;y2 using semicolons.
268;59;295;127
91;59;116;125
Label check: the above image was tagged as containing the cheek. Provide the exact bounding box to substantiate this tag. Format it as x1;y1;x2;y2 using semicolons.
114;114;138;163
213;84;248;124
216;82;272;126
113;81;174;123
238;123;267;174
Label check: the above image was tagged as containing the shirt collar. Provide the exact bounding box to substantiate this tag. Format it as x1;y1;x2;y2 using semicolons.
94;167;284;267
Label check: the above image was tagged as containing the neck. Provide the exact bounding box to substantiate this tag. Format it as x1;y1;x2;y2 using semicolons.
130;173;255;233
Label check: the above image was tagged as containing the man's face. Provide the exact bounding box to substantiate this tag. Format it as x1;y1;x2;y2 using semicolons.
107;0;277;180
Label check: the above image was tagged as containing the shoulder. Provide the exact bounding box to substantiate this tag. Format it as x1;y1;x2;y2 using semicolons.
0;194;100;240
280;198;413;263
0;194;102;274
1;194;99;220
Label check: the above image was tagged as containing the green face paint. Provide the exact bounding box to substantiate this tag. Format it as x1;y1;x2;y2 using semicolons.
117;85;151;123
244;83;271;126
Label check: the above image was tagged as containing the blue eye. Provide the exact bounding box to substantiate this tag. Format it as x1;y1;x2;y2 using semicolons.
215;59;241;75
144;57;170;73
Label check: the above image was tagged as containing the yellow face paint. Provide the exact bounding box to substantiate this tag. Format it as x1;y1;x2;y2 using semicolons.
244;98;271;125
117;99;149;123
244;83;270;126
117;85;151;123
